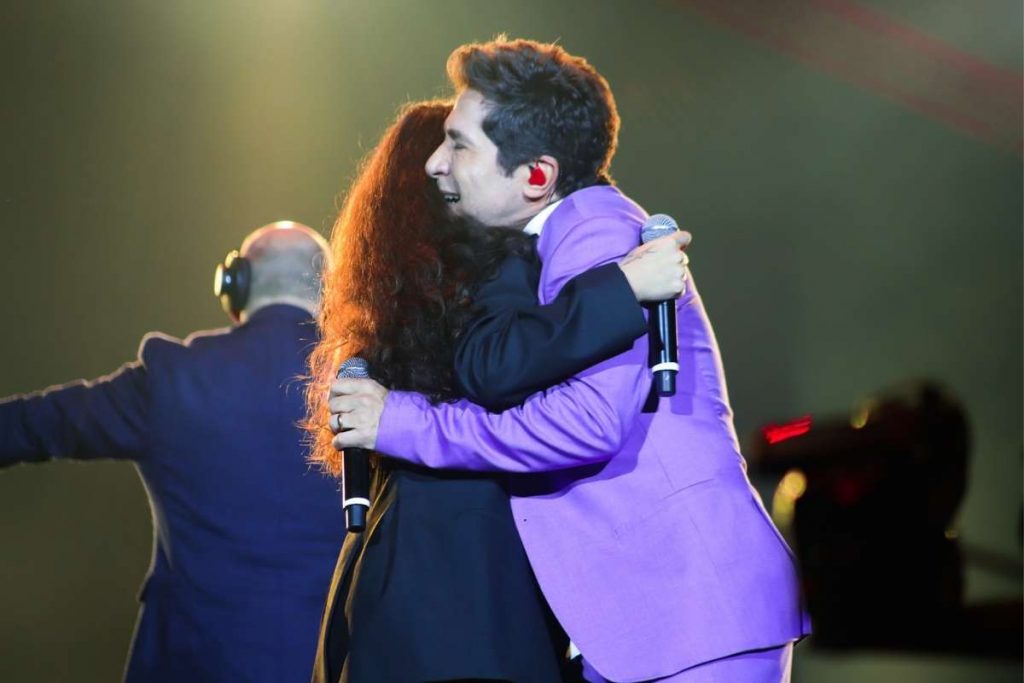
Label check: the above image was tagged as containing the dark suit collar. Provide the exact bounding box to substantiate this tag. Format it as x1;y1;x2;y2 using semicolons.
244;303;315;326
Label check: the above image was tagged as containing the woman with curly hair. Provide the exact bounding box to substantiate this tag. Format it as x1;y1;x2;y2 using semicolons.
305;100;567;683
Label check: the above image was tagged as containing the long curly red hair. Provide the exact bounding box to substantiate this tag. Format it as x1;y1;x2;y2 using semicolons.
305;100;536;476
304;100;450;475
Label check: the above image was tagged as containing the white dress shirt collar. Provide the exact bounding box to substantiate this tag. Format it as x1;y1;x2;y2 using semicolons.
522;198;564;236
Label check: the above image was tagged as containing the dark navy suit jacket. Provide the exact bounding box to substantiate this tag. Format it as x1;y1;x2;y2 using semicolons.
0;304;346;682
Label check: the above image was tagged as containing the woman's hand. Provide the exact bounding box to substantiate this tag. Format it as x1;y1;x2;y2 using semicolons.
618;230;691;302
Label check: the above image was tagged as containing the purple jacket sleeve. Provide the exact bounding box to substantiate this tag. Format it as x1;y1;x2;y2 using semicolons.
375;214;651;473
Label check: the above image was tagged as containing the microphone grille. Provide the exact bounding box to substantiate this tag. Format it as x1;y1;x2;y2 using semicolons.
641;213;679;244
337;357;370;379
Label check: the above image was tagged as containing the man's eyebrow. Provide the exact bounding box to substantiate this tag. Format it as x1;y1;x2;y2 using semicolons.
446;127;468;143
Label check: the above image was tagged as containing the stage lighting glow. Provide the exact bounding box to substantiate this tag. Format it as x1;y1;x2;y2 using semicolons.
771;468;807;533
762;415;812;445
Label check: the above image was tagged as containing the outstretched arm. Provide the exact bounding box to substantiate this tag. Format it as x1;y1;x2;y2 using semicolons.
0;362;149;467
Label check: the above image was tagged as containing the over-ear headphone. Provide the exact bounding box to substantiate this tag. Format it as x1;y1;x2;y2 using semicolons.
213;249;251;320
528;165;547;187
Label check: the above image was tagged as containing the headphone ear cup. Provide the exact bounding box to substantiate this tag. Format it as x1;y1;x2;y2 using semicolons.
214;250;251;320
232;255;251;312
528;165;547;186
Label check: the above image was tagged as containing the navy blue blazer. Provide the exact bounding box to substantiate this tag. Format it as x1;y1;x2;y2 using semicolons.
0;304;345;682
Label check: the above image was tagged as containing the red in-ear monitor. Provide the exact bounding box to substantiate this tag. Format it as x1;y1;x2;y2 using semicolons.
528;165;546;186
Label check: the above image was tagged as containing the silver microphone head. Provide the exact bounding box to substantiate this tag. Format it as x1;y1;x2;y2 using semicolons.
337;357;370;379
641;213;679;244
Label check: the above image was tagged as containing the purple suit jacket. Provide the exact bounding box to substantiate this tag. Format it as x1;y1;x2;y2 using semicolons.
376;185;810;681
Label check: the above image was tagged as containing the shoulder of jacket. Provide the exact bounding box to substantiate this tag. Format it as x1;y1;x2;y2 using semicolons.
557;185;647;224
138;326;231;365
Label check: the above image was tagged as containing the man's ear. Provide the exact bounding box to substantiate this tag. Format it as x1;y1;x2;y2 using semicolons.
522;155;559;201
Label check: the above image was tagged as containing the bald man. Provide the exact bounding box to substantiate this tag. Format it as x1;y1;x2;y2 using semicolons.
0;222;346;682
230;222;331;321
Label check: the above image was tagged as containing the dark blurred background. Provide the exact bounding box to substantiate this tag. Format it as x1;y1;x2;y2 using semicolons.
0;1;1020;680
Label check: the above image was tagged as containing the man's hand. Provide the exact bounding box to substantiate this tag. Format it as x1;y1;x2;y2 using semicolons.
328;378;389;451
618;230;691;302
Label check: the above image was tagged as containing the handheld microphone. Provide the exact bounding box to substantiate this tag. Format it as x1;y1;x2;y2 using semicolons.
337;357;371;532
641;214;680;397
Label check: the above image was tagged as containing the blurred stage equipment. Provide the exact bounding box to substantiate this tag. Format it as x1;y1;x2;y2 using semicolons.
750;380;1020;658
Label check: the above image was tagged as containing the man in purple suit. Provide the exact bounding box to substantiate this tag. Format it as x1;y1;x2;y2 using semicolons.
329;39;810;682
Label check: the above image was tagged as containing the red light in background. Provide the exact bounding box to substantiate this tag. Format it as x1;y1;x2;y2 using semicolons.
763;415;813;445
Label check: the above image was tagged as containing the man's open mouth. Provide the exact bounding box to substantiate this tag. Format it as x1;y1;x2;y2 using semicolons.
441;192;460;204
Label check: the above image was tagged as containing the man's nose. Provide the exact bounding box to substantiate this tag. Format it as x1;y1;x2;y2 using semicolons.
425;145;449;177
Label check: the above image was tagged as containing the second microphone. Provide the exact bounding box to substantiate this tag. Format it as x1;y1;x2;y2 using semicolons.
336;357;371;532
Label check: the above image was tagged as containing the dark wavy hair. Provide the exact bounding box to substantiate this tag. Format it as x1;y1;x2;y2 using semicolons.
305;100;535;475
447;36;620;197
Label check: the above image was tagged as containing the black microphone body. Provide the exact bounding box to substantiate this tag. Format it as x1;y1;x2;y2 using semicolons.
654;298;678;396
641;214;681;397
337;357;371;532
342;446;370;532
